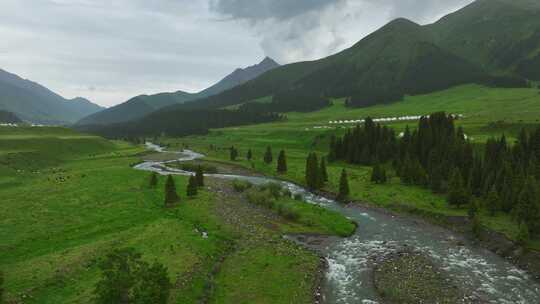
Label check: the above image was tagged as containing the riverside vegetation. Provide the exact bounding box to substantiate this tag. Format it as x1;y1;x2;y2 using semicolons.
0;126;355;303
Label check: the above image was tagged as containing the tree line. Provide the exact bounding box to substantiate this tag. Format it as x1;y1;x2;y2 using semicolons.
329;112;540;240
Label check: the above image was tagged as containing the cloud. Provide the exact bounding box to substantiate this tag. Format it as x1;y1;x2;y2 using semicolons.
210;0;474;63
0;0;474;107
0;0;263;107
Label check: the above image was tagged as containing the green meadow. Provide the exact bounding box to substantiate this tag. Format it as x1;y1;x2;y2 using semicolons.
165;84;540;249
0;126;350;303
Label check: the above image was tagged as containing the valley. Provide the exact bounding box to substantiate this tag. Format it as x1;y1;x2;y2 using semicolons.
2;0;540;303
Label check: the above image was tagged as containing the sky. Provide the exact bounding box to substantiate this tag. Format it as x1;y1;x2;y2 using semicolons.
0;0;474;107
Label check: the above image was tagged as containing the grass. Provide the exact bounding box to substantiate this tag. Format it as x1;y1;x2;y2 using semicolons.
0;126;350;303
240;182;356;237
163;84;540;250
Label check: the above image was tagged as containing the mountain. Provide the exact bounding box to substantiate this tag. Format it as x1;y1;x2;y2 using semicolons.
0;69;103;124
76;57;280;126
82;0;540;138
429;0;540;79
0;111;22;124
151;0;537;114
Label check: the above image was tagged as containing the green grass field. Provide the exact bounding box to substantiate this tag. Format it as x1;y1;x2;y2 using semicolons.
164;84;540;249
0;126;352;303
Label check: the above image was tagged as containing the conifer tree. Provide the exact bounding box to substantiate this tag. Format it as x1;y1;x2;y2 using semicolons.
320;157;328;183
447;168;469;208
230;146;238;161
195;166;204;187
514;176;540;234
277;150;287;173
247;149;253;161
338;169;350;202
187;175;198;197
486;187;501;216
517;223;530;246
264;146;273;164
305;153;321;190
149;172;158;188
164;175;179;206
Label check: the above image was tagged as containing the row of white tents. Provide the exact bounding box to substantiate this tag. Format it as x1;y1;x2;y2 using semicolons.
328;114;463;125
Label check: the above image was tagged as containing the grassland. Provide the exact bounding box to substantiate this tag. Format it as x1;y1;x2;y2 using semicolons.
0;126;351;303
163;84;540;250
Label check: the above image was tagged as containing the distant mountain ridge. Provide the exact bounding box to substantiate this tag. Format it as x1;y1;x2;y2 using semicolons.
0;69;103;124
158;0;539;114
76;57;280;126
0;110;22;124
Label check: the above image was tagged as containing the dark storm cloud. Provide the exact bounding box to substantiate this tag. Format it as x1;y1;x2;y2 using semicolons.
1;0;474;107
209;0;341;21
210;0;474;63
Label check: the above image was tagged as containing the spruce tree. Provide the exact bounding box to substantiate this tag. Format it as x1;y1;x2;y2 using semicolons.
195;166;204;187
264;146;273;164
305;153;319;190
149;172;158;188
486;187;501;216
320;157;328;183
338;169;350;202
164;175;179;207
277;150;287;173
247;149;253;161
514;176;540;234
517;223;530;246
230;146;238;161
187;175;198;197
447;168;469;208
371;164;387;184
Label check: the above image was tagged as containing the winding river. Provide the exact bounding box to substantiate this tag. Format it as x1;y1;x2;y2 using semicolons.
135;143;540;304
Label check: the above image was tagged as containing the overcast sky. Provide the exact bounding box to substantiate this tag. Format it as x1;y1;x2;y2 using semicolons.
0;0;474;107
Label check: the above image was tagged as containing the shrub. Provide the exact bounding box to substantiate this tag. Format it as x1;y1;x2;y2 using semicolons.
180;163;218;174
294;193;304;201
246;189;275;209
279;205;301;221
259;182;283;199
232;180;252;192
94;248;171;304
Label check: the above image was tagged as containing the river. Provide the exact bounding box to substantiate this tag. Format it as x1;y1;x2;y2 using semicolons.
134;143;540;304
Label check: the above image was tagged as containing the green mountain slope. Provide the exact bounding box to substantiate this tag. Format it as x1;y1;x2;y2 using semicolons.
0;111;21;124
76;57;280;126
172;18;487;112
429;0;540;78
0;69;103;124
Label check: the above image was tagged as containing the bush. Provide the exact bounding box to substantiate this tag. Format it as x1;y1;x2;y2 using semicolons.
94;248;171;304
294;193;304;201
259;182;283;199
246;189;275;209
277;204;301;221
180;162;218;174
232;179;252;192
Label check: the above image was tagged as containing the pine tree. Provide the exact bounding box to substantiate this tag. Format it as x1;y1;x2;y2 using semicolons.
247;149;253;161
187;175;198;197
338;169;350;202
447;168;469;208
230;146;238;161
371;164;387;184
195;166;204;187
305;153;321;190
486;187;501;216
513;176;540;234
320;157;328;183
517;223;530;246
164;175;179;207
277;150;287;173
264;146;273;164
149;172;158;188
